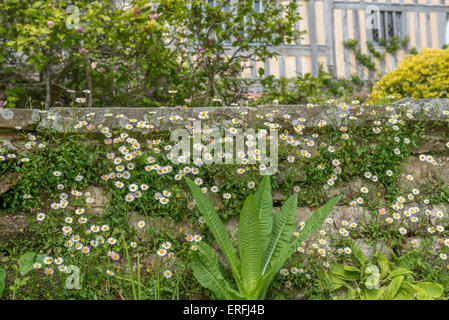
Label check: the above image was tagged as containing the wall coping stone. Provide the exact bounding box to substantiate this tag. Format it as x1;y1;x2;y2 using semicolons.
0;98;447;132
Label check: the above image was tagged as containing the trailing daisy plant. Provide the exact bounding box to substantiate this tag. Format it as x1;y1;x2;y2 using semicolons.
185;176;342;300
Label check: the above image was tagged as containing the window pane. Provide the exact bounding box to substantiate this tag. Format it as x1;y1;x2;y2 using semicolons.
396;12;403;38
387;12;394;38
372;29;379;43
372;10;403;43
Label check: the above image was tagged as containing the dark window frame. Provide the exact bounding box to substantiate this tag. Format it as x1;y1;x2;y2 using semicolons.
371;10;404;44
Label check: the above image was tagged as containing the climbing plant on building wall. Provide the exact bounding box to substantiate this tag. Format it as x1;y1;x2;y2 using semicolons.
343;36;409;76
343;39;377;72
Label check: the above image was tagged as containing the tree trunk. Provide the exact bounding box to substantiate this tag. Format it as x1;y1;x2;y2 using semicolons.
86;57;92;108
44;64;51;110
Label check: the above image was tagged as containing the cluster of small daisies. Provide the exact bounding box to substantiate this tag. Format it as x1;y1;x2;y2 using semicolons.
186;233;203;251
3;99;449;292
33;256;67;275
155;241;175;278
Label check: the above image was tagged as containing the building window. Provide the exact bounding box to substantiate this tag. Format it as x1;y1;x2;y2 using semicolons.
371;11;403;44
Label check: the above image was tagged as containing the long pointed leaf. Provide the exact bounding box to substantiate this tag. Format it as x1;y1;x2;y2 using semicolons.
239;194;262;296
300;195;341;238
271;195;342;273
262;193;298;275
260;195;342;299
254;176;273;255
185;177;243;291
192;242;243;300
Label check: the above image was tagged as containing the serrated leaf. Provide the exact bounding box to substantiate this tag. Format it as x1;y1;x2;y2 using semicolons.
261;193;297;275
296;195;342;244
254;176;273;255
192;242;242;300
238;194;261;296
185;177;242;290
259;195;342;299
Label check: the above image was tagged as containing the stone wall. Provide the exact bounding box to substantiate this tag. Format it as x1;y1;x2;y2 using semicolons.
0;98;447;133
1;98;449;258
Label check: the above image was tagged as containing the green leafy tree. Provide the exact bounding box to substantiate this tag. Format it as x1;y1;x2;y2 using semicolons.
157;0;302;106
1;0;301;108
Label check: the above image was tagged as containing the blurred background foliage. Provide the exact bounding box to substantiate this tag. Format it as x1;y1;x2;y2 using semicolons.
0;0;304;108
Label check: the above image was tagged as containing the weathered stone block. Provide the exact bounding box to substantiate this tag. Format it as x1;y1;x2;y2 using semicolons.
400;156;449;188
0;172;23;195
127;212;200;242
411;135;447;154
0;214;27;246
353;238;391;259
83;185;110;209
0;109;40;131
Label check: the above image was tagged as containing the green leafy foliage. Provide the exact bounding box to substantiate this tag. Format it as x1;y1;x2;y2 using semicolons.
343;39;376;72
17;252;36;276
370;48;449;103
185;175;341;299
184;176;243;292
239;194;262;294
330;240;444;300
0;267;6;298
256;67;369;105
254;175;273;254
0;0;301;108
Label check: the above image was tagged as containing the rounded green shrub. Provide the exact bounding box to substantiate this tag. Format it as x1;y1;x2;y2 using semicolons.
370;48;449;103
